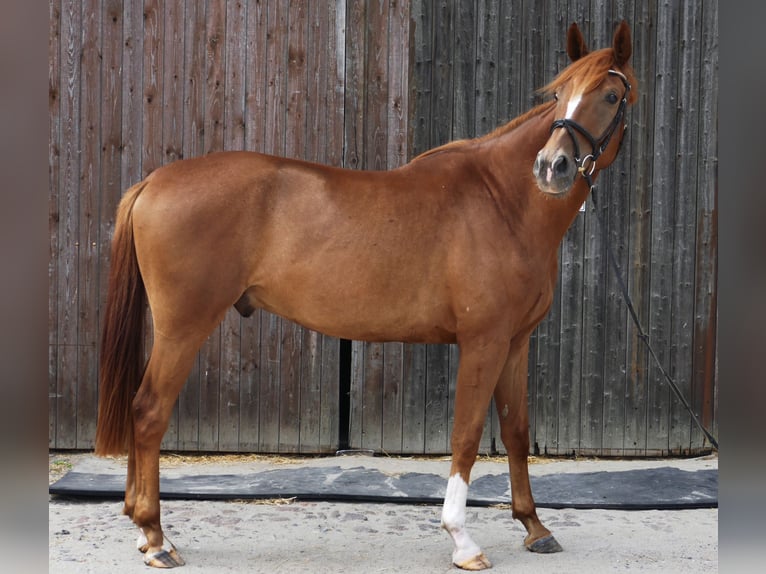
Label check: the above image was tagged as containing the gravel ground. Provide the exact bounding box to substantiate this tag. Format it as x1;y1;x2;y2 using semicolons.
49;452;718;573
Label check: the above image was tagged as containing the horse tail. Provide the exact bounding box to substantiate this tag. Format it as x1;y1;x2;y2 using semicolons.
94;180;149;456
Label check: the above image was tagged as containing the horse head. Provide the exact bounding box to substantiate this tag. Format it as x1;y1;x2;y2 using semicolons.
533;21;637;196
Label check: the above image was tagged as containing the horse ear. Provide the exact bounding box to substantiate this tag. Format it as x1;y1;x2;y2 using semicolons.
612;20;632;66
567;22;588;61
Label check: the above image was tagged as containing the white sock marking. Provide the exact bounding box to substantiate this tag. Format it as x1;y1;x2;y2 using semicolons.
441;474;483;565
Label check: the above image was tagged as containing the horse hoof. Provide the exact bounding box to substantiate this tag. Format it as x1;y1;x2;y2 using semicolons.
143;548;186;568
137;532;185;568
526;534;563;554
454;552;492;570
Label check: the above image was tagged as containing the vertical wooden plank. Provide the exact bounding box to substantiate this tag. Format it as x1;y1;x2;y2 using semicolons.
245;0;267;154
447;344;461;453
521;0;544;455
177;0;207;451
265;0;289;156
157;0;186;450
600;7;634;455
259;0;289;452
276;0;309;453
121;0;143;187
318;0;343;452
99;0;124;379
410;0;432;155
381;342;404;453
56;0;81;449
495;0;522;125
162;1;185;166
692;0;718;448
551;0;591;458
224;0;247;153
216;0;248;452
237;0;268;452
298;327;322;452
646;3;679;454
142;0;166;441
403;0;431;454
668;0;702;454
142;0;163;178
48;0;61;447
474;0;498;138
421;0;455;455
299;1;339;453
345;0;368;450
622;2;655;455
386;0;410;166
196;0;226;451
76;0;103;448
488;0;522;455
401;344;427;452
430;0;454;148
380;0;409;454
532;1;567;457
452;0;475;140
577;11;610;455
474;0;500;455
425;345;451;453
361;344;384;451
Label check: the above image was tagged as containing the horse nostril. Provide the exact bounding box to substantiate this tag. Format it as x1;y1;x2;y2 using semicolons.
552;155;568;176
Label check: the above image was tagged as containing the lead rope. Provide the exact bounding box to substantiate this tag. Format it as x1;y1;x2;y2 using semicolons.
585;175;719;451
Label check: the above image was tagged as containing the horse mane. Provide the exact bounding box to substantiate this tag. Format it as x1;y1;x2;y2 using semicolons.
412;46;637;164
410;101;556;162
539;47;638;105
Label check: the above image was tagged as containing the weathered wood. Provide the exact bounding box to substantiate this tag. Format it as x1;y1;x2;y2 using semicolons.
157;0;185;451
55;0;82;449
692;0;718;447
671;0;703;454
313;0;344;453
176;0;206;451
599;2;634;455
646;4;680;454
48;1;717;456
76;0;102;449
48;0;61;447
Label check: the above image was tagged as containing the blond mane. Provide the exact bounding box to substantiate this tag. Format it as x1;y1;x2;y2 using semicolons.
411;101;556;162
540;47;637;104
411;46;636;164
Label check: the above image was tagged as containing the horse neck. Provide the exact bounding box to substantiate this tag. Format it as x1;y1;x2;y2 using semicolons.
481;105;592;255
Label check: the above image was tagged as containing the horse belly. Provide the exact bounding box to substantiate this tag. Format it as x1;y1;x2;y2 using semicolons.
250;261;458;344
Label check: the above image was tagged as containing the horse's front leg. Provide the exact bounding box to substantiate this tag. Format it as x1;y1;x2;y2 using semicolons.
441;336;509;571
493;338;562;553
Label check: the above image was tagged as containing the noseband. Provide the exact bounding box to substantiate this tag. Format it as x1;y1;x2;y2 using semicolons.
550;69;631;180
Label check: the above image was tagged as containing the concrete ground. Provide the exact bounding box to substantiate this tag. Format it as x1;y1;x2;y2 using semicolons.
49;453;717;573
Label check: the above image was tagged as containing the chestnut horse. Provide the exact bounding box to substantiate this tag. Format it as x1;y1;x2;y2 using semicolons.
95;22;636;570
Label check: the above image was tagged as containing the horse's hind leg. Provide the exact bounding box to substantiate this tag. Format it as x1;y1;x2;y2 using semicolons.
493;339;562;554
129;331;204;568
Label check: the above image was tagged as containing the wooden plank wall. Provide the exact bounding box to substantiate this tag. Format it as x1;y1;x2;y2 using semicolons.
355;0;716;457
50;0;718;457
49;0;348;452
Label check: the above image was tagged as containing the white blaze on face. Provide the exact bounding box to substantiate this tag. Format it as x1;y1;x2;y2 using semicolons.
441;474;482;565
565;90;583;120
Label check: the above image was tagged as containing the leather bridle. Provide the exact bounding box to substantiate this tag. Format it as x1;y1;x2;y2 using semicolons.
549;69;631;182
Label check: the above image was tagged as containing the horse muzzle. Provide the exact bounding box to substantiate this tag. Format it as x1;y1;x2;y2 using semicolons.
533;150;576;195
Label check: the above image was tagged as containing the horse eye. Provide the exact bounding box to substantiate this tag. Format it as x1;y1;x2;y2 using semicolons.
606;92;618;104
553;92;558;101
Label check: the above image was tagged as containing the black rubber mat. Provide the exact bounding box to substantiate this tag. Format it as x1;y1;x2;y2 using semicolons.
49;465;717;510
